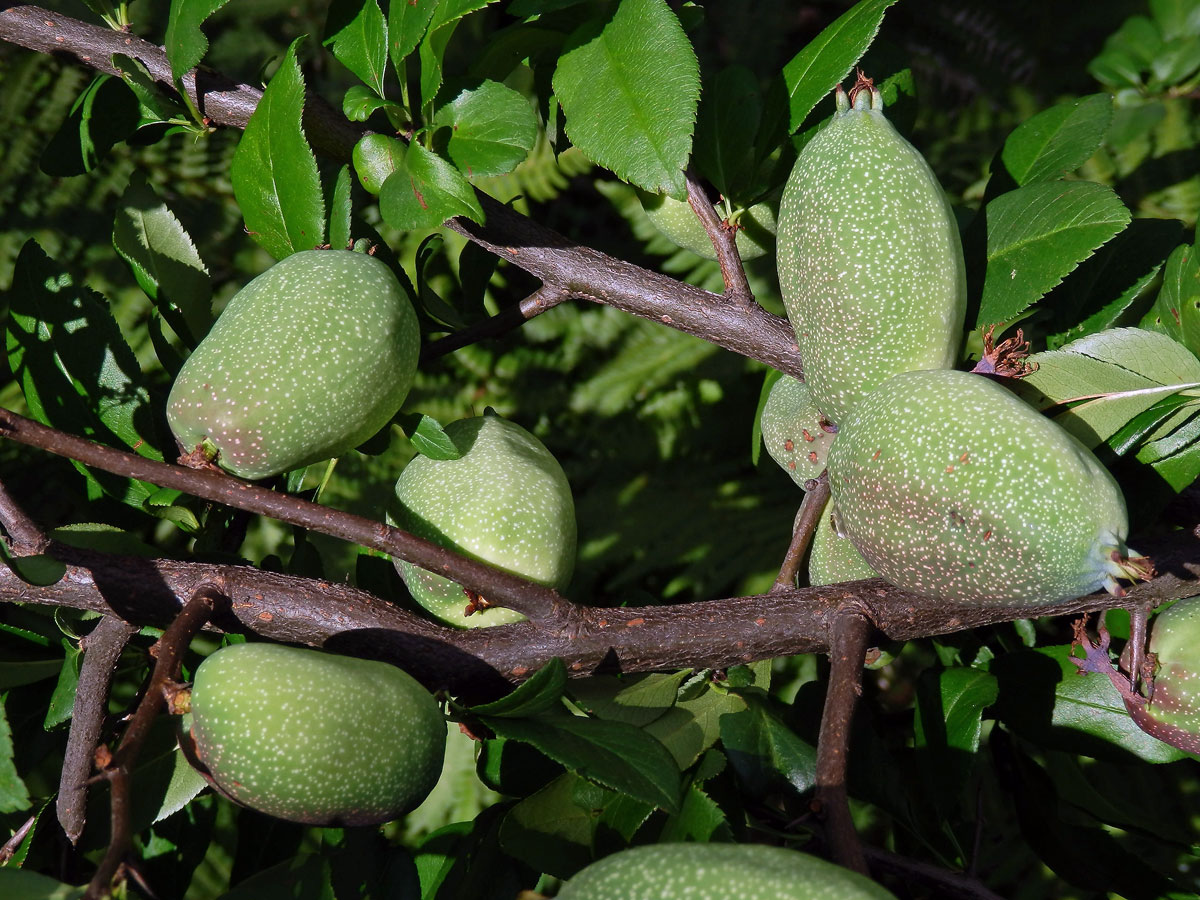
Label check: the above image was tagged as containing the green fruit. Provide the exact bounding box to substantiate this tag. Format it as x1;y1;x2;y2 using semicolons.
1147;598;1200;733
809;504;877;587
776;84;966;425
557;843;897;900
188;644;444;825
167;249;419;479
827;369;1138;606
760;374;835;488
388;413;576;627
638;189;777;261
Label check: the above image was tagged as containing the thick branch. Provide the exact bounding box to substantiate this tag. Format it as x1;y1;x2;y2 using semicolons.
0;5;803;378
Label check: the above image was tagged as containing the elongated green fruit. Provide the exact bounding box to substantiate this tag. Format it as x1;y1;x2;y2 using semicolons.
809;504;877;586
760;374;836;488
827;369;1142;606
189;644;444;825
638;189;777;260
167;249;419;479
388;413;576;627
777;84;966;425
557;843;897;900
1146;598;1200;733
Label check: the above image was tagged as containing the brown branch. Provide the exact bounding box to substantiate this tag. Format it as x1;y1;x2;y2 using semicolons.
0;477;49;555
0;5;803;379
0;406;578;629
57;616;138;845
85;585;221;900
813;608;871;875
420;285;573;364
863;845;1007;900
684;170;754;306
772;478;829;592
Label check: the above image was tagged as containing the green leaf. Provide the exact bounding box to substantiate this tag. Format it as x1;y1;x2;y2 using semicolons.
1000;94;1113;185
992;646;1187;764
40;75;140;177
467;658;567;718
231;37;326;259
0;660;64;690
353;133;406;194
718;692;817;798
478;713;682;813
111;53;188;126
0;698;31;813
419;1;496;117
1141;243;1197;344
433;80;538;177
656;783;731;843
782;0;899;133
693;65;761;203
913;667;998;816
498;773;644;879
164;0;233;83
378;141;484;231
552;0;700;198
569;670;690;729
0;869;85;899
398;412;463;461
1021;327;1200;447
342;84;404;123
329;164;353;251
977;181;1132;327
388;0;439;72
112;171;213;345
44;640;82;729
324;0;389;96
5;241;163;506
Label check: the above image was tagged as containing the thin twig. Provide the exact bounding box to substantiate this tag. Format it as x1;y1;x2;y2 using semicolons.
85;585;222;900
0;477;48;555
863;844;1007;900
58;616;139;845
813;608;871;874
684;170;754;306
420;285;572;363
772;477;830;592
0;406;578;629
0;812;36;864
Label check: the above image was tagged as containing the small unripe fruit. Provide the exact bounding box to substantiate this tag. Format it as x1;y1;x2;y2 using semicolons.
760;375;835;488
638;189;777;261
188;644;444;825
827;369;1140;606
777;84;966;425
167;249;419;479
388;413;576;627
557;843;897;900
809;505;877;587
1147;598;1200;733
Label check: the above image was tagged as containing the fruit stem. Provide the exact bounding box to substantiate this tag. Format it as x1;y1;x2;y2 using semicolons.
771;475;830;591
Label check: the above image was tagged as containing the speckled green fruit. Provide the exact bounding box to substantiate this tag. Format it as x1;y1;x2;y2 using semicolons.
760;375;835;488
809;504;877;586
189;644;444;825
557;843;897;900
638;190;777;261
167;249;419;479
828;369;1137;606
777;85;966;425
1147;598;1200;733
388;413;576;627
